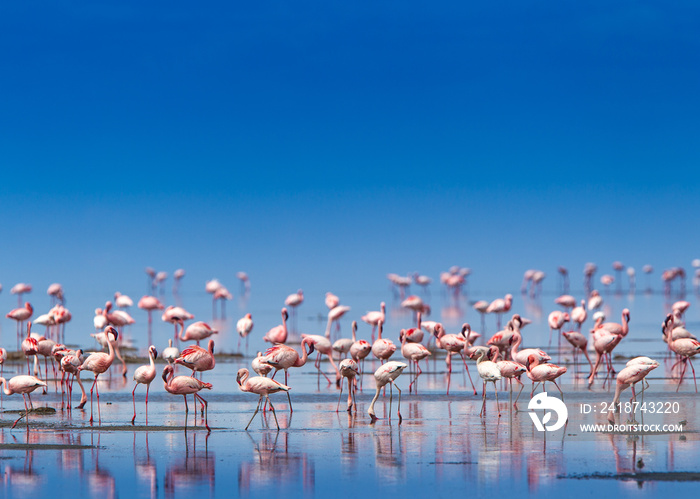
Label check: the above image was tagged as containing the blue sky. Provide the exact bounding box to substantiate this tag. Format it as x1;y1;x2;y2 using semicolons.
1;2;699;320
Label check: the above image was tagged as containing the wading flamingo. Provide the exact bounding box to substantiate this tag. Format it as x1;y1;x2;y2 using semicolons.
470;346;502;418
337;358;359;413
78;326;118;424
132;345;158;424
261;337;314;411
162;365;211;432
368;361;408;423
0;375;47;428
237;368;290;430
263;308;289;344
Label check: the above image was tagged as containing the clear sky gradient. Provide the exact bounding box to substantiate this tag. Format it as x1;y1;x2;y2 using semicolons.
1;2;699;310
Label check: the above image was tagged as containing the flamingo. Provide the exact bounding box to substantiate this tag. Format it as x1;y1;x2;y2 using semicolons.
0;375;47;428
332;336;353;360
669;337;700;392
213;286;233;318
368;361;408;423
371;320;396;364
236;313;254;351
251;352;273;377
587;290;603;311
263;308;289;344
571;300;587;332
60;349;87;410
325;305;351;338
433;323;477;395
205;279;223;318
526;354;567;399
21;322;40;376
554;294;576;309
162;339;180;365
562;330;594;376
301;334;341;384
10;283;32;306
162;365;211;432
137;295;164;329
78;326;118;424
607;360;659;423
349;321;371;387
596;309;631;337
261;337;314;411
588;333;623;387
486;294;512;330
6;301;33;347
510;332;550;366
132;345;158;424
547;310;569;349
174;340;216;377
495;358;527;409
47;283;64;305
399;328;431;392
470;346;502;417
284;289;303;333
361;302;386;342
472;300;489;332
325;292;340;310
337;358;359;412
0;347;6;377
161;305;194;342
179;320;218;346
237;368;290;430
114;292;133;309
236;271;251;294
403;311;425;343
173;268;186;294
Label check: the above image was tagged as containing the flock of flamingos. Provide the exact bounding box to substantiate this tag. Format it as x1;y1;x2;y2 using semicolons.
1;260;699;432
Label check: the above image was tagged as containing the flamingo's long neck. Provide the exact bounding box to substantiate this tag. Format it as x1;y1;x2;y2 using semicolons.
297;340;310;367
510;332;522;359
0;378;10;396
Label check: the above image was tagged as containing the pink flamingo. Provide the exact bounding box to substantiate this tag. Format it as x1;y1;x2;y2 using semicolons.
6;301;33;347
325;292;340;310
403;311;425;343
349;321;371;387
587;290;603;311
0;347;6;377
337;358;359;412
78;326;118;424
486;294;513;330
59;349;87;409
161;305;194;343
137;295;164;329
562;330;593;376
205;279;223;317
596;308;631;337
326;305;351;338
399;328;431;392
174;340;215;377
371;320;396;364
526;354;567;399
114;292;133;309
179;320;218;346
555;294;576;309
173;268;186;294
132;345;158;424
21;322;40;376
571;300;587;332
473;300;489;332
261;337;314;411
251;352;273;377
470;346;502;417
213;286;232;319
368;361;408;423
0;375;47;428
263;308;289;344
162;365;211;432
10;283;32;306
162;339;180;365
361;302;386;342
433;323;477;395
301;334;341;384
510;331;551;366
670;337;700;392
607;360;659;422
236;313;254;351
547;310;569;349
495;358;527;408
284;289;304;333
237;368;290;430
588;332;623;387
47;283;64;305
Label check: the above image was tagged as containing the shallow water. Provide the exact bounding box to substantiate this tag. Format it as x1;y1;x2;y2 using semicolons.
2;285;700;497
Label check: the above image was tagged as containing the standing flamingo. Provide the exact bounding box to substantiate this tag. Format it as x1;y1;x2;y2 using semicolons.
368;361;408;423
472;300;489;333
588;332;623;387
571;300;587;332
162;339;180;365
547;310;570;349
237;368;290;430
261;337;314;411
670;337;700;392
562;330;594;376
325;292;340;310
399;328;431;392
60;349;87;409
284;290;304;333
263;308;289;344
162;365;211;432
10;283;32;306
433;323;478;395
337;358;359;412
236;313;254;351
486;294;512;330
371;320;396;364
326;305;351;338
78;326;118;424
174;340;216;378
301;334;341;384
6;302;33;347
179;320;218;346
361;302;386;342
114;292;133;309
526;354;567;399
470;346;502;417
0;375;47;428
132;345;158;424
138;295;164;345
607;360;659;422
